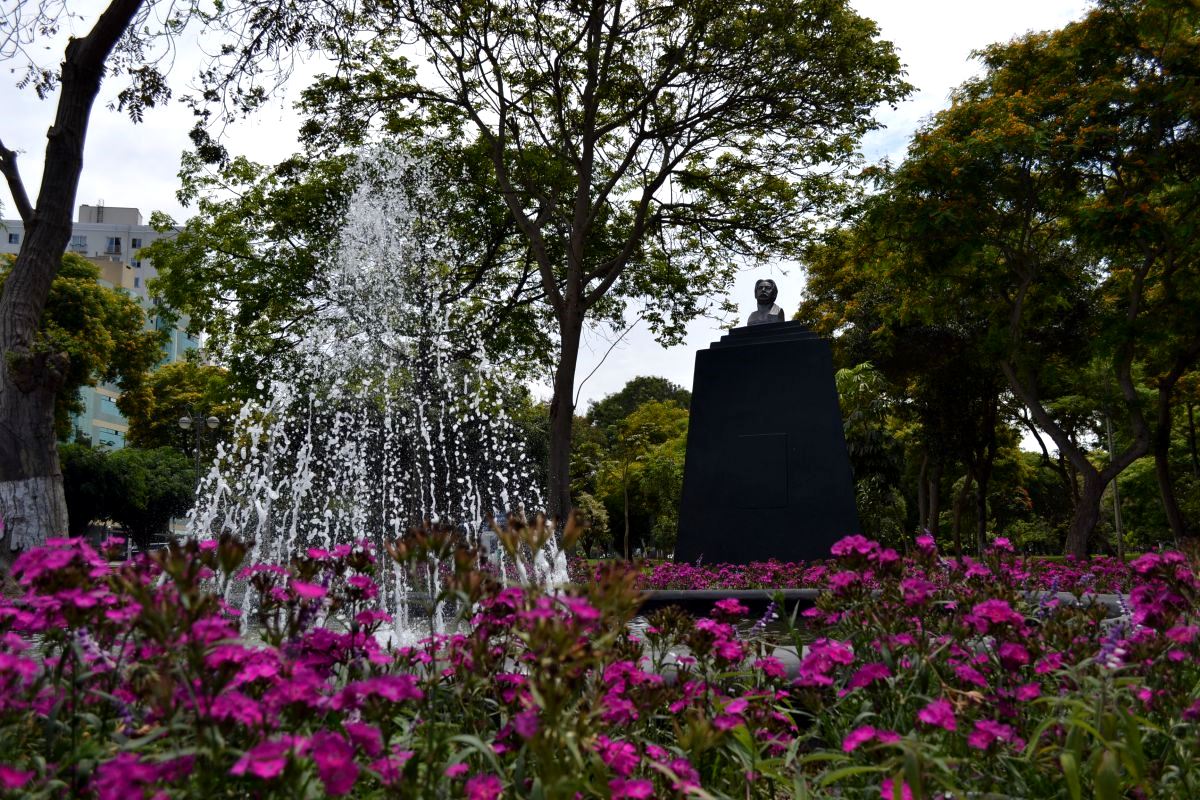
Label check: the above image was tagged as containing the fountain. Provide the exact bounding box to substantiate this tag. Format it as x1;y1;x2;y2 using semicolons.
186;146;567;639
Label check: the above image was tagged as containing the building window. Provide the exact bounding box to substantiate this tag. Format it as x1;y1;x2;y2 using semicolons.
96;427;125;449
70;234;87;250
131;237;143;249
105;237;122;255
133;276;140;288
6;233;18;244
131;259;142;269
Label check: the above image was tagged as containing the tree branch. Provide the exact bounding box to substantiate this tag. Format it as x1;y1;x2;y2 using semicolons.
0;138;34;224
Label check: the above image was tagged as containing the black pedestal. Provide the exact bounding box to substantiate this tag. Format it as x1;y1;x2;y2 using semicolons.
674;321;860;564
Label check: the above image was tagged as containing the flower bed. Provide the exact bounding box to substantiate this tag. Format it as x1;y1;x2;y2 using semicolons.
0;530;1196;798
598;542;1135;594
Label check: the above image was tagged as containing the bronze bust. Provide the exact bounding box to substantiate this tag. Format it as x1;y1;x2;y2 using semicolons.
746;279;785;326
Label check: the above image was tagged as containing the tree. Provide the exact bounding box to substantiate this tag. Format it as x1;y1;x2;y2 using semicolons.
873;0;1200;556
1;252;166;438
118;359;238;451
144;144;557;391
59;442;112;538
0;0;360;559
297;0;908;520
596;399;688;559
585;376;691;433
106;447;194;551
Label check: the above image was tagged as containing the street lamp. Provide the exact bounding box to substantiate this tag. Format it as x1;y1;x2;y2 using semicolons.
179;411;220;489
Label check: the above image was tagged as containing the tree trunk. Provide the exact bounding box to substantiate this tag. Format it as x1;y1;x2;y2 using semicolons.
951;473;972;560
916;452;928;533
546;309;584;524
0;0;146;567
1001;360;1148;559
926;461;942;538
1065;470;1105;560
1187;401;1199;478
1154;384;1190;544
974;472;989;556
622;466;630;561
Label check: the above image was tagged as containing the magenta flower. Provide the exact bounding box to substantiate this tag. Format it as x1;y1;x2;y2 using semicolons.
753;656;787;679
311;730;358;795
846;662;891;691
92;753;162;800
610;778;655;798
290;580;327;600
594;735;639;777
0;765;31;790
967;720;1020;751
969;599;1024;632
998;642;1030;669
231;737;309;780
465;773;503;800
513;709;540;740
831;535;878;558
880;776;915;800
444;763;469;778
344;721;383;757
916;699;957;731
915;533;937;553
713;597;750;617
842;725;900;752
667;758;701;792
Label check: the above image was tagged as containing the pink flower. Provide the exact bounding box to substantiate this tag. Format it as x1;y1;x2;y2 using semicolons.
754;656;787;679
831;535;878;558
846;662;891;691
880;777;915;800
594;735;639;777
344;722;383;757
445;763;469;778
667;758;700;792
954;664;988;688
0;765;32;789
842;725;900;752
713;598;749;617
998;642;1030;669
916;698;957;731
311;731;358;795
513;709;539;740
915;534;937;553
967;720;1020;751
610;778;655;798
968;599;1024;632
901;577;937;606
230;736;308;780
465;773;503;800
291;580;327;600
92;753;161;800
371;748;413;786
1015;683;1041;702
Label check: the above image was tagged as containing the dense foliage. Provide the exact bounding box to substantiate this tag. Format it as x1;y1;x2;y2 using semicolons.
59;443;195;548
0;253;165;438
1;527;1197;798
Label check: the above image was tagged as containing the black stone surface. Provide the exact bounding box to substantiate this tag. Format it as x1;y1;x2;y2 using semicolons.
674;321;861;564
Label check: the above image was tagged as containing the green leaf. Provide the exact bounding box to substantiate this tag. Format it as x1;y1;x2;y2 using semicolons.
1094;749;1121;800
1060;752;1082;800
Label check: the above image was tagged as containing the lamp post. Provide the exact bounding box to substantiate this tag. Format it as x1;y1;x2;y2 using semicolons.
179;411;220;490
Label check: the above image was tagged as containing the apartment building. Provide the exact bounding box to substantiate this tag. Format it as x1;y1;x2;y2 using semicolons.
1;203;197;449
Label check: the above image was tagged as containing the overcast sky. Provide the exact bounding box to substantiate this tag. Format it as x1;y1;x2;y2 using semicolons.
1;0;1091;410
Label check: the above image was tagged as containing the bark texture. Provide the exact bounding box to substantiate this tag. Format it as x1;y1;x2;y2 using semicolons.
0;0;146;565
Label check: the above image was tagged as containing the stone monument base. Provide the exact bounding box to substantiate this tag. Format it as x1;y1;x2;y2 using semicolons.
674;321;860;565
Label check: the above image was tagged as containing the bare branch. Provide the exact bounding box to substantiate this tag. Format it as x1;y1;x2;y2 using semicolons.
0;139;34;224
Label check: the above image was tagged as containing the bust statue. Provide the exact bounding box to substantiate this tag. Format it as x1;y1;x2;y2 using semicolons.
746;279;785;326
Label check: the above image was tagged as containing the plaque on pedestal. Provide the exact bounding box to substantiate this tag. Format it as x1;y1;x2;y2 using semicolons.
674;320;860;564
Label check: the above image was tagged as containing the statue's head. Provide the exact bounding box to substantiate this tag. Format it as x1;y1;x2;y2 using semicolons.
754;279;778;304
